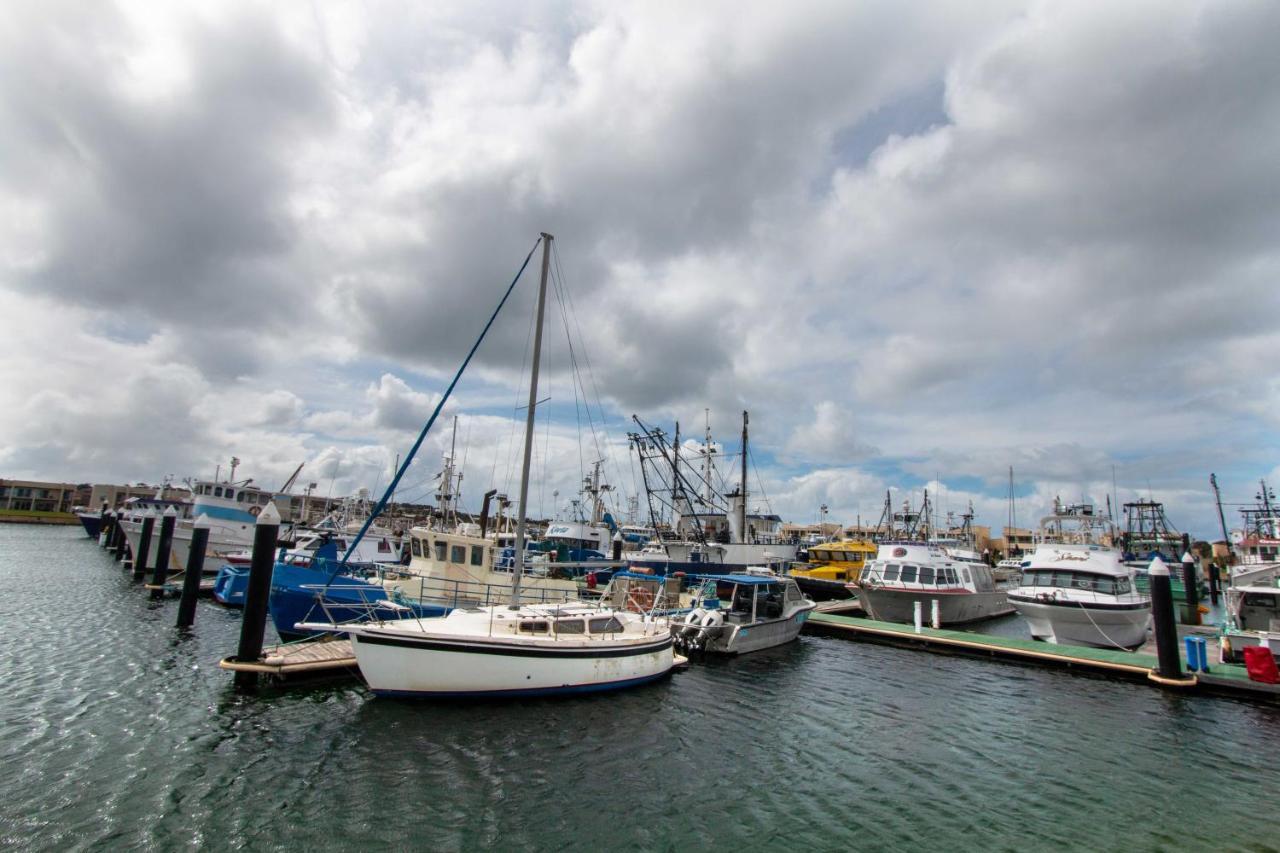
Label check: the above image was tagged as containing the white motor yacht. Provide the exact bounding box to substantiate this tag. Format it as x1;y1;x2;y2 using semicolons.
1007;503;1150;649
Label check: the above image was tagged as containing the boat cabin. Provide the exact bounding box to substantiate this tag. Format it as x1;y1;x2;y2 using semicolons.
703;574;806;624
861;544;997;593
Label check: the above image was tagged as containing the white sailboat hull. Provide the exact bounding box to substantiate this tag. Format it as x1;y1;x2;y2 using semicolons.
349;629;675;697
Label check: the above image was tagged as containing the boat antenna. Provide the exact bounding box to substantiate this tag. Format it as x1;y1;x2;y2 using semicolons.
510;233;553;606
326;236;543;583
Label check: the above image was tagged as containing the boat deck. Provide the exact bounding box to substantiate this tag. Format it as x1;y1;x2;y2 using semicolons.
805;612;1280;702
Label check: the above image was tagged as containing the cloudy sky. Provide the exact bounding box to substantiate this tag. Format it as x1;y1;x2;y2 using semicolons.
2;0;1277;539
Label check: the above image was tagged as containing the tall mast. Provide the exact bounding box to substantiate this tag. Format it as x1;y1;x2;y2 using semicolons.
738;410;748;544
510;233;552;605
702;409;715;504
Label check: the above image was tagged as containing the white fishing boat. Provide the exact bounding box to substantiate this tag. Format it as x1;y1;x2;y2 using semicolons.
1007;501;1151;649
857;542;1014;625
311;233;676;697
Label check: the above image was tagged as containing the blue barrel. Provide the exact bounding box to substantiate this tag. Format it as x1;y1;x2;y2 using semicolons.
1184;635;1208;672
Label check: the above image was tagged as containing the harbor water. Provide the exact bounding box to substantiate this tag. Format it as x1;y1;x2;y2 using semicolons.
2;524;1277;852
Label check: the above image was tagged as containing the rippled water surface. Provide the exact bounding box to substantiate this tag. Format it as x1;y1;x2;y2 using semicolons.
2;525;1278;852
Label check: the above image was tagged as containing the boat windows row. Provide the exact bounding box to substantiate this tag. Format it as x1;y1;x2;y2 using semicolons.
810;550;869;563
409;536;486;567
517;616;624;635
193;484;271;505
1021;570;1132;595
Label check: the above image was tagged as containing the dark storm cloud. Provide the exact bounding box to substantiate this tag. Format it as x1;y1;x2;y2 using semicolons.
0;3;334;337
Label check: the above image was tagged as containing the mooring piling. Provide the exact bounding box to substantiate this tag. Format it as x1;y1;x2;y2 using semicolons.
111;512;127;560
131;511;155;581
1207;560;1221;606
176;515;210;628
1180;551;1201;626
233;503;281;688
1148;556;1192;686
149;506;177;600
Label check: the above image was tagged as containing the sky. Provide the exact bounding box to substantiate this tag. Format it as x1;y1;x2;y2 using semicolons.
2;0;1277;540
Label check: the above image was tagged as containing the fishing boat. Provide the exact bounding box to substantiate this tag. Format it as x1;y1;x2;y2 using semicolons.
788;539;876;601
671;571;816;655
857;542;1014;625
1006;500;1150;649
304;233;676;696
625;411;798;576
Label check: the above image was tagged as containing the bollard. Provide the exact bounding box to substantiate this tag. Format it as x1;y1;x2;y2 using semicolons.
930;599;941;629
1180;551;1200;626
233;503;281;688
132;511;156;581
176;516;210;628
149;507;178;600
612;531;623;561
1208;561;1220;606
913;600;923;634
1148;557;1185;681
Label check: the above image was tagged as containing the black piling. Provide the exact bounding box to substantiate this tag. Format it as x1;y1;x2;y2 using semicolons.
1149;557;1183;681
131;513;155;581
99;510;114;547
233;505;281;688
612;532;623;561
111;512;127;560
176;521;210;628
1180;551;1201;626
1207;560;1221;606
149;508;177;600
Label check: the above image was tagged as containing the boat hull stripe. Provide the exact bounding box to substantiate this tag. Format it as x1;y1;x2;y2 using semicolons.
356;632;673;659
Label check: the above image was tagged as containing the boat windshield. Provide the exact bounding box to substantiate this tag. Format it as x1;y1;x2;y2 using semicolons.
1022;570;1131;595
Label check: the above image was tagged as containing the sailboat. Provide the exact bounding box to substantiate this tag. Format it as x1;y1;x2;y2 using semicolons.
305;233;676;697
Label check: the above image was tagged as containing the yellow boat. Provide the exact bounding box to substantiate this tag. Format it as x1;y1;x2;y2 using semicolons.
788;540;877;601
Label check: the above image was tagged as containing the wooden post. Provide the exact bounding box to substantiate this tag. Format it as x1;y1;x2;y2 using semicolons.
149;506;177;600
132;512;155;581
176;516;210;628
233;503;281;688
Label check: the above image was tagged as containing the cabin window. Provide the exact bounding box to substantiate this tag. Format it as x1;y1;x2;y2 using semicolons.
961;567;971;585
589;616;623;634
214;487;224;498
899;565;918;583
259;493;271;505
1115;577;1132;594
1243;593;1277;607
411;538;422;557
786;584;802;601
812;550;828;562
518;620;549;633
434;541;447;561
556;619;585;635
470;546;484;566
943;568;958;585
450;545;466;564
236;491;247;503
918;566;936;585
883;564;899;582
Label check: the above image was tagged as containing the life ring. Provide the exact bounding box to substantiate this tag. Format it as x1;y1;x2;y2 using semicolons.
249;505;261;517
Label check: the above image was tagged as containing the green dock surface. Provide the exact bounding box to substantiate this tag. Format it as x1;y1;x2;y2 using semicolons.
806;612;1279;701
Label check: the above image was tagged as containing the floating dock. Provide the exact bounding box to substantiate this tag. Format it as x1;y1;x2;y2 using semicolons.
805;612;1280;702
219;638;359;681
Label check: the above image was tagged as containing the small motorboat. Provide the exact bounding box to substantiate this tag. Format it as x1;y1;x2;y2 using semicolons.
671;571;816;655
